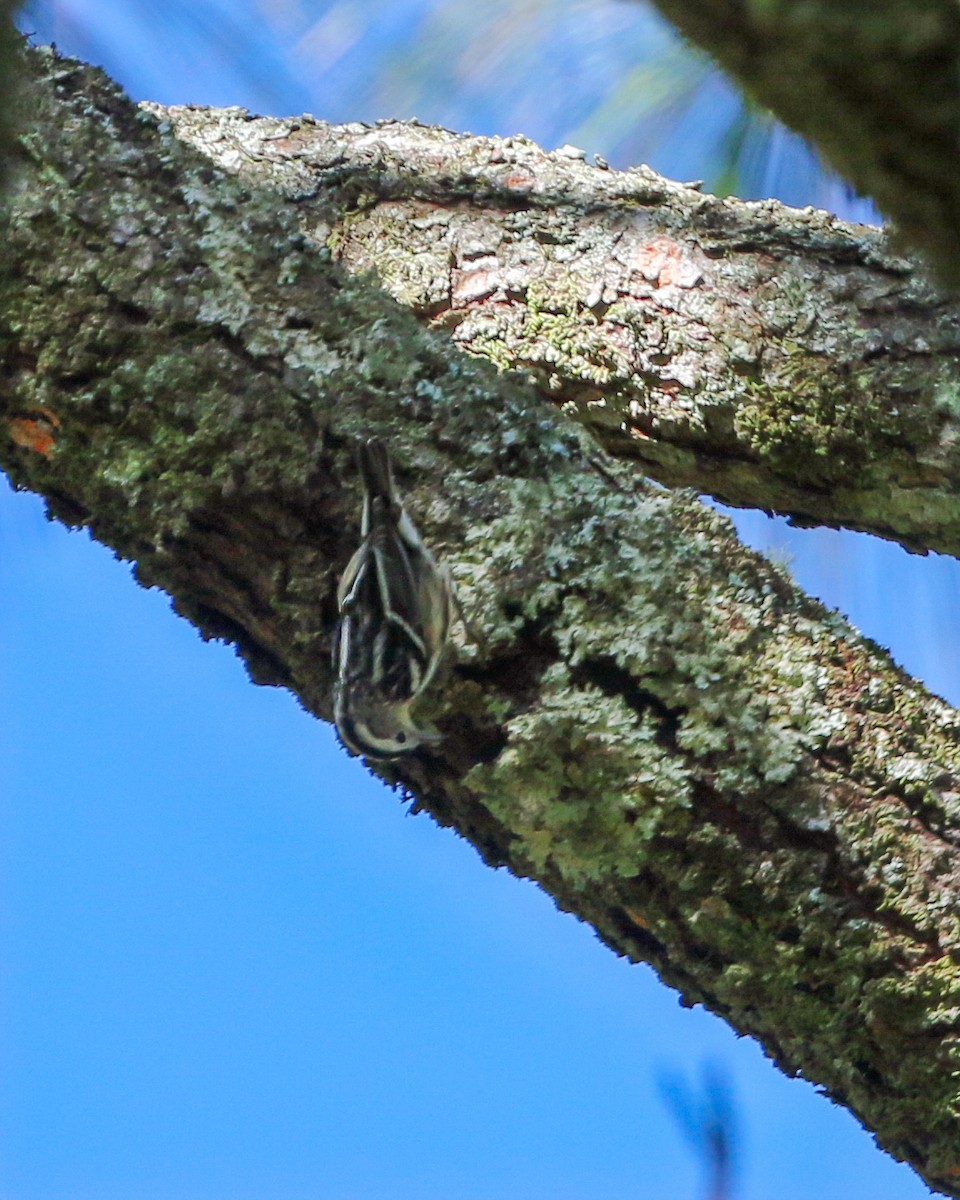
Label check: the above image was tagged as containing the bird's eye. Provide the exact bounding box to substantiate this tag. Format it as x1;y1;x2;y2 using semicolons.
396;731;407;744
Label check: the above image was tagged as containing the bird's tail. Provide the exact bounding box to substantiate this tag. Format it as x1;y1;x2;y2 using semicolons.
355;437;397;506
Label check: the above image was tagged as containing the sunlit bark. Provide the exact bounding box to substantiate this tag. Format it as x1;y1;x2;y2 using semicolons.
4;46;960;1197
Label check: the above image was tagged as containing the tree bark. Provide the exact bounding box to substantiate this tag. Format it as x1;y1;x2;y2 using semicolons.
158;100;960;560
0;4;23;190
637;0;960;291
5;46;960;1197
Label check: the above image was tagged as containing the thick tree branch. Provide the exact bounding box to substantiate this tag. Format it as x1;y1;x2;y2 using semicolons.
639;0;960;290
5;47;960;1197
0;7;22;189
158;102;960;559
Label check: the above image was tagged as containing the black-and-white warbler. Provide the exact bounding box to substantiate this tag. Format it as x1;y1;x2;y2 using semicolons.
333;438;455;760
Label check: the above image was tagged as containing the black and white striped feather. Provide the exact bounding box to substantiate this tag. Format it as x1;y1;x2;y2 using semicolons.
333;439;453;759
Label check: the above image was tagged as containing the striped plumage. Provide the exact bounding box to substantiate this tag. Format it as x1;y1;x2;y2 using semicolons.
333;439;453;759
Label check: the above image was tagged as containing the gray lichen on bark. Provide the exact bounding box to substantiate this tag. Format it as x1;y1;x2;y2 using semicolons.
5;44;960;1198
161;102;960;559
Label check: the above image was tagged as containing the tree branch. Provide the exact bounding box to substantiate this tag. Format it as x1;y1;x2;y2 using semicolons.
638;0;960;290
158;101;960;559
0;6;23;190
5;46;960;1197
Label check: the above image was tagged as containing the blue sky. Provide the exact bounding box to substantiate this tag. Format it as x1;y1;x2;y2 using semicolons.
2;3;953;1198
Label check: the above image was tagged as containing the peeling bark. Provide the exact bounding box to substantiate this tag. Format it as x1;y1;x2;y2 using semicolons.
5;46;960;1197
159;102;960;559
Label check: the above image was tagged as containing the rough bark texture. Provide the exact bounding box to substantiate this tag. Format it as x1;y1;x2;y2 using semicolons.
0;6;22;190
639;0;960;291
5;46;960;1197
158;102;960;559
